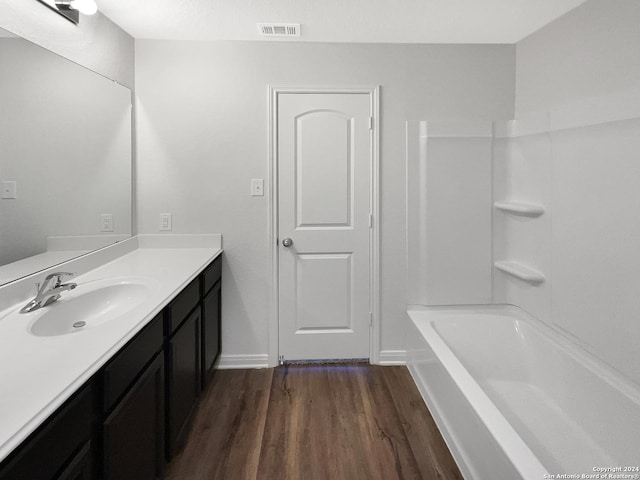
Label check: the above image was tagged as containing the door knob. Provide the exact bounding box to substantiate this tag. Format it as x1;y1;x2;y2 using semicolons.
282;238;293;247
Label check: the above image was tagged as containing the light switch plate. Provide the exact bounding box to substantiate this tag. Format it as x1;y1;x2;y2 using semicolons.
1;181;17;199
160;213;172;231
100;214;114;232
251;178;264;196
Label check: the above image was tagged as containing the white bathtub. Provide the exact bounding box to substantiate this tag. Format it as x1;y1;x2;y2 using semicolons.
406;305;640;480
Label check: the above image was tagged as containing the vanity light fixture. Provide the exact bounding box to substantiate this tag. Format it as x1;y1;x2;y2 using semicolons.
36;0;98;25
67;0;98;15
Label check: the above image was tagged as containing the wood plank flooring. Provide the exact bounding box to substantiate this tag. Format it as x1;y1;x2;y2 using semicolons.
166;364;463;480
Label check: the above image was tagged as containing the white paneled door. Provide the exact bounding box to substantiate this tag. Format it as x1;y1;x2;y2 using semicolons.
277;91;373;361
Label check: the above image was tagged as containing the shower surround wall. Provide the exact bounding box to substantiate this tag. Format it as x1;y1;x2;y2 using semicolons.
409;100;640;386
504;0;640;385
409;0;640;386
406;121;493;306
492;107;640;386
492;119;552;324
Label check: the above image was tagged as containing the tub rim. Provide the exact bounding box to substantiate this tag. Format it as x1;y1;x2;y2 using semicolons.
413;303;640;406
408;303;640;478
408;304;549;479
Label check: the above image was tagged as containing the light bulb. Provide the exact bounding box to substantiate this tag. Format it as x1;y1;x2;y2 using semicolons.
72;0;98;15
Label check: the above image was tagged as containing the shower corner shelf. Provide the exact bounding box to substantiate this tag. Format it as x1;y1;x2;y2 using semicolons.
494;201;545;217
494;261;545;284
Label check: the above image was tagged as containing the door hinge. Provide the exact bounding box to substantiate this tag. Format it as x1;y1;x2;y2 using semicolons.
369;312;373;326
369;214;373;228
368;116;373;131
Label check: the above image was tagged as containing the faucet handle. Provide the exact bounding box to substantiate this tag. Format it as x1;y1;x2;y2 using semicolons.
56;272;75;284
46;272;76;287
55;272;75;278
48;271;75;279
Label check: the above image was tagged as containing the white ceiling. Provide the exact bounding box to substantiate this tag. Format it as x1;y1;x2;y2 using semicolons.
96;0;589;44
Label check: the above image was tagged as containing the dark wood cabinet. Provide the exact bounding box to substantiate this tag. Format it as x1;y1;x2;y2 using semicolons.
201;278;221;388
0;254;222;479
202;254;222;295
166;278;200;334
0;385;94;480
166;308;201;459
57;441;93;480
102;354;164;480
102;313;164;414
100;312;164;480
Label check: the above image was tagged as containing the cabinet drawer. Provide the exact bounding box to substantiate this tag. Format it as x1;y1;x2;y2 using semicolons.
102;313;163;413
0;385;93;480
201;282;221;387
202;256;221;296
166;277;200;334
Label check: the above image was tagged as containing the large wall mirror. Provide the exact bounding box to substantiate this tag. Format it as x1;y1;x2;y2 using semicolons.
0;26;132;286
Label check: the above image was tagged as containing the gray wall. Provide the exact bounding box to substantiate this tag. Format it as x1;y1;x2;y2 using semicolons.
0;0;134;87
135;40;515;359
516;0;640;116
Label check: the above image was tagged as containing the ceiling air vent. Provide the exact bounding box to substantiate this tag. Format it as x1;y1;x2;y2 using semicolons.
257;23;300;37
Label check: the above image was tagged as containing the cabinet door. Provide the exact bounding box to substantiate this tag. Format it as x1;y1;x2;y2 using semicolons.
167;308;201;459
103;354;164;480
57;441;92;480
102;313;163;414
201;280;221;388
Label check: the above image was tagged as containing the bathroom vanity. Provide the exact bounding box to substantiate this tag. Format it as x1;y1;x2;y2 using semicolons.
0;237;222;480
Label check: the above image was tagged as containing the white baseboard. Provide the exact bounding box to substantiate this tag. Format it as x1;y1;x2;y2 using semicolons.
378;350;407;365
215;354;270;369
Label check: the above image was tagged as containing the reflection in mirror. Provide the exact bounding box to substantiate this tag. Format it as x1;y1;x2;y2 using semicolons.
36;0;99;25
0;27;132;286
36;0;80;25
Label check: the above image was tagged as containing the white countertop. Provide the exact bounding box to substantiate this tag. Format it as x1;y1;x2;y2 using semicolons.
0;242;221;463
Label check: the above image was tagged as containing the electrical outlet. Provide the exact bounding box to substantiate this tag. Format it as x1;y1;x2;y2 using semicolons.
1;181;17;199
100;214;114;232
160;213;172;231
251;178;264;196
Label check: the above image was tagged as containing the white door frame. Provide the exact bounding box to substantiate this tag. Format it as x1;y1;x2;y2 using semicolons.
268;85;380;367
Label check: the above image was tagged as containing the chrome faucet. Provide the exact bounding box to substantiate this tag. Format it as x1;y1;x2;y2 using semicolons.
20;272;77;314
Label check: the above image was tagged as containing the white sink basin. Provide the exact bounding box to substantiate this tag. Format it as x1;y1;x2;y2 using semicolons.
24;277;158;337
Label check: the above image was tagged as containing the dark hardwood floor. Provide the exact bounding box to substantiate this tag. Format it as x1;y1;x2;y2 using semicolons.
166;364;463;480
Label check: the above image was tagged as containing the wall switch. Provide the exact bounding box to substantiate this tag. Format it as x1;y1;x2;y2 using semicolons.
160;213;172;231
1;181;17;199
100;214;114;232
251;178;264;196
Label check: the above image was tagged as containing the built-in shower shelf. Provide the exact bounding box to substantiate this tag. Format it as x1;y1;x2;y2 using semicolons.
494;261;545;284
494;201;545;217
